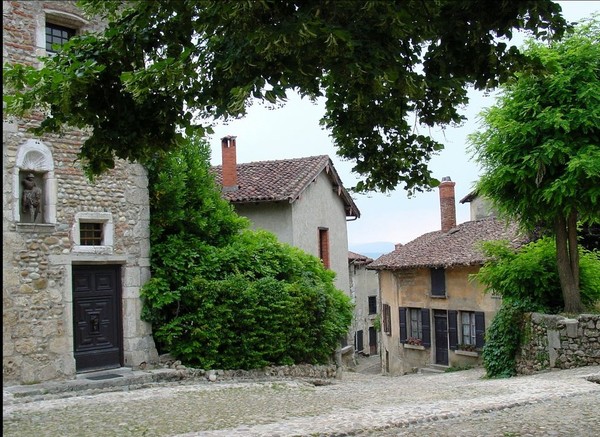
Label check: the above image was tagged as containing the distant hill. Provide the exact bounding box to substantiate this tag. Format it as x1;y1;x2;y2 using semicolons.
349;242;395;259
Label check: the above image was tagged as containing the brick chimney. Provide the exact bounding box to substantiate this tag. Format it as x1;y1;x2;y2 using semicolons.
221;135;238;191
439;176;456;232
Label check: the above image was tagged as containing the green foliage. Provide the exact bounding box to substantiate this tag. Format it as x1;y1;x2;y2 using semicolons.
476;237;600;312
468;17;600;312
482;302;528;378
469;17;600;231
141;137;353;369
3;1;568;192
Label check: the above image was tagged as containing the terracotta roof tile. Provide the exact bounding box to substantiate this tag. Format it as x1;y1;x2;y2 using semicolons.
212;155;360;217
368;218;528;270
348;251;373;264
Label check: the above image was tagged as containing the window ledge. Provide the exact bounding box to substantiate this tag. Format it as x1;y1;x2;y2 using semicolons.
430;294;447;299
16;223;56;233
455;350;479;357
403;344;426;351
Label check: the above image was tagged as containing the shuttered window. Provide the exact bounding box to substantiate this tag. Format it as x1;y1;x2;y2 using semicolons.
399;307;431;347
382;304;392;335
449;310;485;350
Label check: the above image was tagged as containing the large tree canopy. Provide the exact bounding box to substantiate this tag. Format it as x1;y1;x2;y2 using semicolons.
469;17;600;312
3;0;568;192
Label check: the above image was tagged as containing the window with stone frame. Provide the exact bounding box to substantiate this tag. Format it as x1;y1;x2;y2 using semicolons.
45;22;75;52
72;212;114;253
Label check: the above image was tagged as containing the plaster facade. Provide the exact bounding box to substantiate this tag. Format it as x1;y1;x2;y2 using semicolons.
378;266;502;375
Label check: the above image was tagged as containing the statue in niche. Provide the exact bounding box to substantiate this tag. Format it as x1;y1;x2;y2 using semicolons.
21;173;42;222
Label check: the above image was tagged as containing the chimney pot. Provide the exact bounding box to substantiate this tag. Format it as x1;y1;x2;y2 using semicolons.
439;176;457;232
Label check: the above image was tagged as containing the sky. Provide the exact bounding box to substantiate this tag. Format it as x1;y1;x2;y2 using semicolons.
206;1;599;257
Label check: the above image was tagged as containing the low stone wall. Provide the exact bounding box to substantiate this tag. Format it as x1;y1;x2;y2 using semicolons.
158;354;338;382
516;313;600;375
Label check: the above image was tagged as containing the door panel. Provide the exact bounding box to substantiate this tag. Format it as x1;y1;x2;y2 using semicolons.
73;265;122;372
434;310;449;365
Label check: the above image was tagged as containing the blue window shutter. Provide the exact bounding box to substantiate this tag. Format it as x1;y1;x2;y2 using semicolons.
399;307;407;343
475;312;485;348
448;310;458;350
421;308;431;348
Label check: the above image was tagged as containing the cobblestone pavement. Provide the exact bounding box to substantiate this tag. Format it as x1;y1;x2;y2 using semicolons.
3;363;599;437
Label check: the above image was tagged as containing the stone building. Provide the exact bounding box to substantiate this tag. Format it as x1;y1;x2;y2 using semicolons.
3;1;158;385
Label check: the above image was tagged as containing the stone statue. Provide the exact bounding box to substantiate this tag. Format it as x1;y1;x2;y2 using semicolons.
21;173;42;222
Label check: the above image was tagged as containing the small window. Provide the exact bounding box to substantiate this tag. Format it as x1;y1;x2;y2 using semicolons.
431;267;446;297
318;227;330;269
368;296;377;315
461;312;476;346
408;308;422;340
45;22;75;52
73;212;113;253
79;222;103;246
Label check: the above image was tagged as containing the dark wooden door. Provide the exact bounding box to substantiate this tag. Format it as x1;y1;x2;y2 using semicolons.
434;310;449;365
73;265;122;372
355;329;364;353
369;326;377;355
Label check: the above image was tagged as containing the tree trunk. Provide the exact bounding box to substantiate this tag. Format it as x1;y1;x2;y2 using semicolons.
555;215;583;313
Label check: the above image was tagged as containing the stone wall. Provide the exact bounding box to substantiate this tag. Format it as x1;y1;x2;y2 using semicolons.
516;313;600;375
3;1;158;385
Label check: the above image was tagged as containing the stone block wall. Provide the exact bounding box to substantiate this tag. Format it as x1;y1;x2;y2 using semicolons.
516;313;600;374
3;1;158;386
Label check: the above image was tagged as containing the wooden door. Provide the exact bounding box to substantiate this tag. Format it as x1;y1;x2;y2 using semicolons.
434;310;449;365
369;326;377;355
72;265;122;372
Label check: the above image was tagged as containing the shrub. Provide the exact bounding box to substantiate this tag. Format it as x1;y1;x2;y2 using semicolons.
142;136;353;369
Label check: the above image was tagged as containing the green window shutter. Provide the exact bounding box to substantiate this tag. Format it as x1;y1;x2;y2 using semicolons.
475;311;485;349
448;310;458;350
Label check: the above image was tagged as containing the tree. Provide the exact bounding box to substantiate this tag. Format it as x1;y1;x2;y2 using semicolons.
141;136;353;369
469;17;600;312
2;0;568;193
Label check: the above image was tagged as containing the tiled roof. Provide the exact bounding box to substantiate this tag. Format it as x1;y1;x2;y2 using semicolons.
348;251;373;264
368;218;528;270
212;155;360;218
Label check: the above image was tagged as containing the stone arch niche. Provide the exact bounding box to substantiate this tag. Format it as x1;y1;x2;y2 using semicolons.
14;139;56;224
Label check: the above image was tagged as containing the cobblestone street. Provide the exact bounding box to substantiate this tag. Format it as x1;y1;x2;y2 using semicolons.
3;361;599;437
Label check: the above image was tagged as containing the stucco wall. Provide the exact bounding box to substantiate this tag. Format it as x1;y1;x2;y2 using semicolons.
290;172;351;294
234;202;294;245
349;261;380;354
517;313;600;374
3;1;158;385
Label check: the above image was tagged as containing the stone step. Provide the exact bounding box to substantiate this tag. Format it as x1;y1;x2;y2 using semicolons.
419;364;448;374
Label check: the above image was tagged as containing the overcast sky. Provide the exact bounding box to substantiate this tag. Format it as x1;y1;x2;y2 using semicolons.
207;1;599;256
